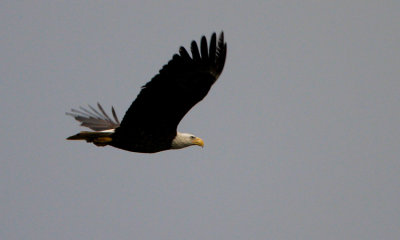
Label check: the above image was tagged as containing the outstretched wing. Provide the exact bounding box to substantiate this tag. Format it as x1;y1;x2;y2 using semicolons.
119;32;227;134
66;103;120;131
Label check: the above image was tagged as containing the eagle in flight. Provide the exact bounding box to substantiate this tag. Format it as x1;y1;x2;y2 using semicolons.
66;32;227;153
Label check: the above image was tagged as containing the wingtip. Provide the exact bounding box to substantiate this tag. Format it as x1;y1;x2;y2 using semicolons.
66;135;76;140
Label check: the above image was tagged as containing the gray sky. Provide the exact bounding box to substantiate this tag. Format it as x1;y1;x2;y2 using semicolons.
2;1;399;239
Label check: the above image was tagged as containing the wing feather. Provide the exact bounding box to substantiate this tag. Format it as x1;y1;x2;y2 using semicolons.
191;40;201;62
200;36;208;60
208;33;216;64
66;103;120;131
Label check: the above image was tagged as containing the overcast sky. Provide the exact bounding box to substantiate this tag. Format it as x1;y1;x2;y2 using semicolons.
1;1;399;239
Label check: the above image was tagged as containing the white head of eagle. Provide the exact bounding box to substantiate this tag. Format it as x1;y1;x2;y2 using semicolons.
171;132;204;149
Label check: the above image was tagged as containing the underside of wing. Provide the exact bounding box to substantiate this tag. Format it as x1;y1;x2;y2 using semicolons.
119;32;227;133
66;103;120;131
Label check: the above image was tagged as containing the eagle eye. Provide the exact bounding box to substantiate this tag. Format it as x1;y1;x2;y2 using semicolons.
190;136;196;139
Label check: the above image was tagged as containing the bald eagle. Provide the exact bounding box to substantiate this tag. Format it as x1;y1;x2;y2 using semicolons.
66;32;227;153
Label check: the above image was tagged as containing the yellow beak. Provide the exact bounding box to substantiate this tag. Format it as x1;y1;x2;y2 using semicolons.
193;137;204;148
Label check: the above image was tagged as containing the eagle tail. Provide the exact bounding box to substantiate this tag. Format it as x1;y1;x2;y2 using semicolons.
67;131;113;147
